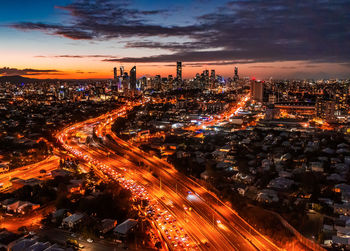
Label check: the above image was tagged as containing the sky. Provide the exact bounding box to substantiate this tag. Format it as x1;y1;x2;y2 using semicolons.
0;0;349;80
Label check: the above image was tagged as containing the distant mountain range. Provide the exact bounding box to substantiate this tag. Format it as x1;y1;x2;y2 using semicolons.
0;75;40;84
0;75;111;83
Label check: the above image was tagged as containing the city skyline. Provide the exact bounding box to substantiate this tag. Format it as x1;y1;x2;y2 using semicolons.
0;0;349;80
2;1;350;250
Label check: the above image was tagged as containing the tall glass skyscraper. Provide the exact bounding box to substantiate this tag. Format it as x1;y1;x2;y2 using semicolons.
130;66;136;90
176;61;182;81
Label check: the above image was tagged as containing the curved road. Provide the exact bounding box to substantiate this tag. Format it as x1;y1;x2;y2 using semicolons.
57;100;281;251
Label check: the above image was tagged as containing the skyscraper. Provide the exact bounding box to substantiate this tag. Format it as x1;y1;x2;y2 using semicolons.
113;67;117;80
176;61;182;81
251;79;263;102
233;67;239;81
120;66;124;78
203;70;209;86
316;98;336;122
210;70;215;81
130;66;136;90
204;70;209;78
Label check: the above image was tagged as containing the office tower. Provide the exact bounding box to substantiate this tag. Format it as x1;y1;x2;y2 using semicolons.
176;61;182;81
57;85;68;100
268;94;277;104
203;70;209;88
316;99;336;122
166;75;173;91
120;66;124;78
210;70;215;80
113;67;117;80
154;75;161;90
130;66;136;90
210;70;215;81
122;72;129;91
141;77;147;90
233;67;239;81
250;79;263;102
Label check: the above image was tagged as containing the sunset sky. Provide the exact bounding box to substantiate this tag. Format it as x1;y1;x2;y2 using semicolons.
0;0;349;79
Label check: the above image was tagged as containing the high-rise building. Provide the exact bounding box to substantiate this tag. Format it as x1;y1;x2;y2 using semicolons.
210;70;215;81
120;66;124;78
203;70;209;88
251;79;263;102
268;94;277;104
113;67;117;80
140;77;147;90
265;104;279;120
233;67;239;81
176;61;182;81
130;66;136;90
316;99;336;122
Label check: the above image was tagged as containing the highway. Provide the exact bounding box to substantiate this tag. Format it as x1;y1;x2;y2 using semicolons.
56;99;281;250
0;155;59;193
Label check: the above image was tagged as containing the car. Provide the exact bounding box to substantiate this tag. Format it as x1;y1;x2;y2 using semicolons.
87;238;93;243
18;226;28;233
66;239;79;248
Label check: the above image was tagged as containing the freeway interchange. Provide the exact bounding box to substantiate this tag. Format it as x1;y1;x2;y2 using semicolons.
57;99;281;251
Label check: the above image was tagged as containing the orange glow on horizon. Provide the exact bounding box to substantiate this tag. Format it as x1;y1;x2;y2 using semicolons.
2;58;349;80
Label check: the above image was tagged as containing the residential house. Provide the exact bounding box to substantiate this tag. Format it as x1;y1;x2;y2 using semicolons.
99;219;117;234
62;213;85;229
113;219;138;237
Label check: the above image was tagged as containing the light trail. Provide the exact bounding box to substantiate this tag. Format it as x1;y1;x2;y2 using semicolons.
56;97;281;251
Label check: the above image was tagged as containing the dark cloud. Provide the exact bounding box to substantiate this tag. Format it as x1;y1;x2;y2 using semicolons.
0;67;60;76
183;61;255;67
303;65;320;68
340;63;350;68
105;0;350;64
11;0;201;40
279;66;297;69
36;55;115;58
10;22;94;40
75;70;97;74
104;50;260;63
124;41;211;51
9;0;350;65
249;65;275;69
